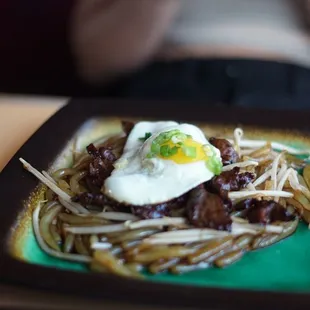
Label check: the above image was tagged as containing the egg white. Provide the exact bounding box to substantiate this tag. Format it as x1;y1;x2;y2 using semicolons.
103;121;221;206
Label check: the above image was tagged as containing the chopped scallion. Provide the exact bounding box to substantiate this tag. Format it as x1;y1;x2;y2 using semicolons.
206;157;223;175
139;132;152;142
182;146;197;158
160;145;179;157
151;142;161;155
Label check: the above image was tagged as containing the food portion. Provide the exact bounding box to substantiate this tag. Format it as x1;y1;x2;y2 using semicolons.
20;120;310;278
104;121;222;205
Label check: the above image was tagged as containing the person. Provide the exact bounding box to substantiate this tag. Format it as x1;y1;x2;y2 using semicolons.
70;0;310;109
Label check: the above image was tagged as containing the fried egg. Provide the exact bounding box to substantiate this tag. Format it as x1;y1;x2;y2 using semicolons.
103;121;222;205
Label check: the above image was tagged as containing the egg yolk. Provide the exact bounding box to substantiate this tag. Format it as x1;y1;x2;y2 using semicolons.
158;138;207;164
145;129;222;174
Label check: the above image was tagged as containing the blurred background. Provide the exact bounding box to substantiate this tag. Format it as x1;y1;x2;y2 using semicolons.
0;0;309;108
1;1;310;304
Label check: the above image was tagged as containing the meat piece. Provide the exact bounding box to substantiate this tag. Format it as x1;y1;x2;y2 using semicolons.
186;186;232;231
132;204;171;219
72;192;106;206
99;147;116;163
233;198;254;212
131;195;187;219
209;137;239;165
121;120;135;136
206;167;255;199
73;191;186;216
87;143;101;158
72;192;131;213
86;143;117;188
85;176;101;193
223;199;233;213
235;199;295;224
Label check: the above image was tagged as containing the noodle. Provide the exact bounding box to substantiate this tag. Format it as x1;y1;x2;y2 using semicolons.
233;128;243;155
65;223;128;235
214;249;244;267
39;205;62;251
64;233;75;253
227;139;310;156
82;212;139;221
42;171;57;184
188;237;233;264
50;224;62;248
228;190;293;200
91;242;112;250
125;217;186;229
252;169;272;187
52;168;77;180
21;124;310;277
130;246;196;263
277;163;288;182
270;151;286;190
248;143;272;159
33;203;91;263
93;250;140;278
74;235;90;255
58;213;110;225
222;160;259;172
70;171;88;194
20;158;89;215
149;258;180;274
108;229;159;243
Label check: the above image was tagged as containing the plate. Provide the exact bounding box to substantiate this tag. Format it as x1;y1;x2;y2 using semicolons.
1;99;310;310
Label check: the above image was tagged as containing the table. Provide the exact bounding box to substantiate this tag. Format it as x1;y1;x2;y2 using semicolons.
0;94;67;171
0;95;185;310
0;95;66;308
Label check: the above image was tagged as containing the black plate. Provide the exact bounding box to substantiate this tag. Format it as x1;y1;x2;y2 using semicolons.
1;98;310;310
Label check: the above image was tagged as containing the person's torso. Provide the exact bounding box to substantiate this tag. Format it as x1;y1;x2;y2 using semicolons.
161;0;310;67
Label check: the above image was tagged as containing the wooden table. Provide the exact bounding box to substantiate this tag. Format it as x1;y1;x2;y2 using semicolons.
0;95;186;310
0;94;67;171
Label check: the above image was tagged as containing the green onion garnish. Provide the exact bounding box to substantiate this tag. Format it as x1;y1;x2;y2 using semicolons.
206;157;223;175
151;141;160;153
139;132;152;142
182;146;197;158
155;130;184;145
202;144;223;174
160;145;179;157
146;129;197;159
